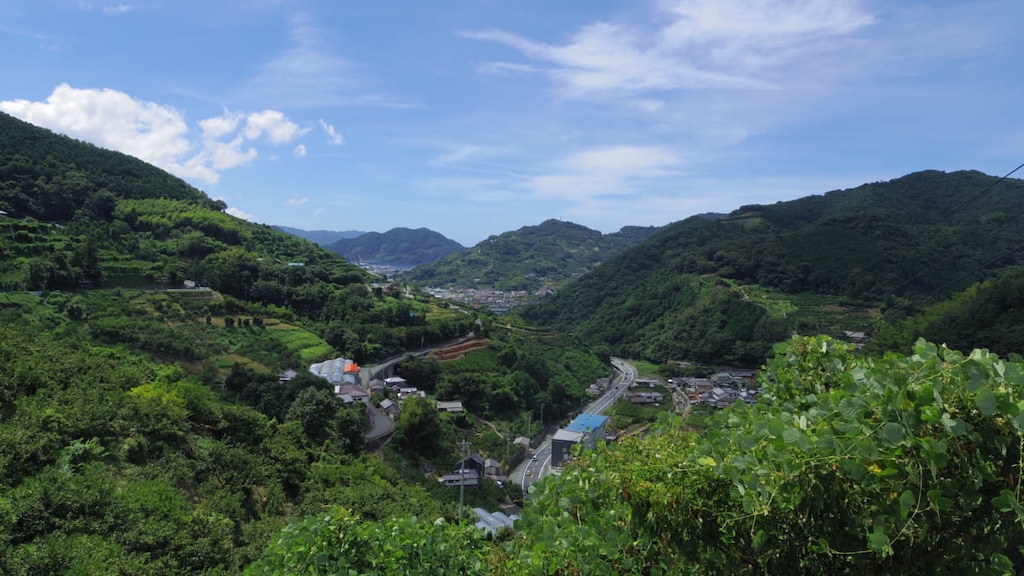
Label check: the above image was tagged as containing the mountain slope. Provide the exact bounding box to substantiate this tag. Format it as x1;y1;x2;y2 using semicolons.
401;219;662;290
0;111;218;221
324;227;465;266
521;170;1024;364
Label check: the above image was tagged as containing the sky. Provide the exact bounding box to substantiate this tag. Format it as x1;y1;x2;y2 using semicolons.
1;1;1022;246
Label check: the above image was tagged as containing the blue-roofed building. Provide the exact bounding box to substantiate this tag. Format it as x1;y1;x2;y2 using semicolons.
566;414;609;450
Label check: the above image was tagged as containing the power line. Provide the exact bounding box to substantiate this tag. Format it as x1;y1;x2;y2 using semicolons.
852;162;1024;299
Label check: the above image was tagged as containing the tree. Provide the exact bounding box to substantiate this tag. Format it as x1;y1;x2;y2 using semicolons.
393;395;442;456
285;387;340;445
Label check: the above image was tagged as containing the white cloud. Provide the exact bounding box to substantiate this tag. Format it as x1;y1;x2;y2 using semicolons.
225;206;256;221
102;3;135;15
464;0;875;99
245;109;307;143
527;145;678;200
293;144;307;158
287;196;309;205
0;84;310;184
78;1;136;15
319;119;344;145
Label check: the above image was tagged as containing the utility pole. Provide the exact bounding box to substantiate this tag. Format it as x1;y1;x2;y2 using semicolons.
457;434;470;520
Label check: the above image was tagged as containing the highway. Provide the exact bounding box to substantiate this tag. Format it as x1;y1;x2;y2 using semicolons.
514;357;637;498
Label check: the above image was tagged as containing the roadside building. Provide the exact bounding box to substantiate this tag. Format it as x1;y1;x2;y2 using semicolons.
550;429;587;466
565;414;609;449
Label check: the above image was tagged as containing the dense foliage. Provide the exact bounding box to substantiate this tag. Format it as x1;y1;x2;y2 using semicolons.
402;219;661;291
868;266;1024;358
324;227;465;267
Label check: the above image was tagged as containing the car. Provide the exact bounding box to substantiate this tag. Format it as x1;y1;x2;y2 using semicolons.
531;455;537;461
526;470;532;476
496;480;504;488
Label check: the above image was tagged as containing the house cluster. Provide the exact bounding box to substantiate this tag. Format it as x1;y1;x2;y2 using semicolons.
441;453;505;487
625;377;667;404
550;414;610;466
684;371;760;409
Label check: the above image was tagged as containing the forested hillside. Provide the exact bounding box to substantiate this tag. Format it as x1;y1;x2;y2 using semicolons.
401;219;662;291
522;170;1024;366
867;266;1024;358
324;226;465;267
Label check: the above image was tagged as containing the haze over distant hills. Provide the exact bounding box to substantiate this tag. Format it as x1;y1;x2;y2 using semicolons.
270;225;365;246
323;227;465;267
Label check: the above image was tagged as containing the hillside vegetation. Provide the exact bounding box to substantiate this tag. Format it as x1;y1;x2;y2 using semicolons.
522;170;1024;366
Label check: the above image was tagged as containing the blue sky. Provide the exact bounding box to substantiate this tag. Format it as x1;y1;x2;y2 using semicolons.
2;0;1022;246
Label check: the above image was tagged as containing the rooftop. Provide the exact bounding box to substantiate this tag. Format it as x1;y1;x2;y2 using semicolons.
566;413;608;433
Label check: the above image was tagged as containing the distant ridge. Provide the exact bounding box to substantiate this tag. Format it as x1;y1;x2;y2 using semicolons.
324;227;465;267
271;225;365;245
401;219;662;291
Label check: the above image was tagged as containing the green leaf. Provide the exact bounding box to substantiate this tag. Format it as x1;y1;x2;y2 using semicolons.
975;388;997;416
867;530;890;553
697;456;717;467
967;365;987;393
898;490;916;519
782;427;803;446
993;489;1024;515
880;422;905;446
927;489;953;511
742;529;764;552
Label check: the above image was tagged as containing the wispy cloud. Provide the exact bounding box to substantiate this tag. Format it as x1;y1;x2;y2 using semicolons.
526;145;678;200
287;196;308;205
102;3;135;15
78;1;136;15
0;84;309;184
464;0;875;100
319;119;344;145
239;13;411;109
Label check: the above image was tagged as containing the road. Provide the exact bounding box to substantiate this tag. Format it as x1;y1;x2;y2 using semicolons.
513;357;637;498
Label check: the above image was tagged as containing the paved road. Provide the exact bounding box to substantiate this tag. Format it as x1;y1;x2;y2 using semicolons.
365;403;393;442
514;357;637;498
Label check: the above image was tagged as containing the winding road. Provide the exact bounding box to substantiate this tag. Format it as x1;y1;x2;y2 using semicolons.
513;357;637;498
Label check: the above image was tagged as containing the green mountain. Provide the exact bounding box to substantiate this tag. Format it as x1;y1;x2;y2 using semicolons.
521;170;1024;365
324;227;465;267
270;225;365;245
401;219;663;291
